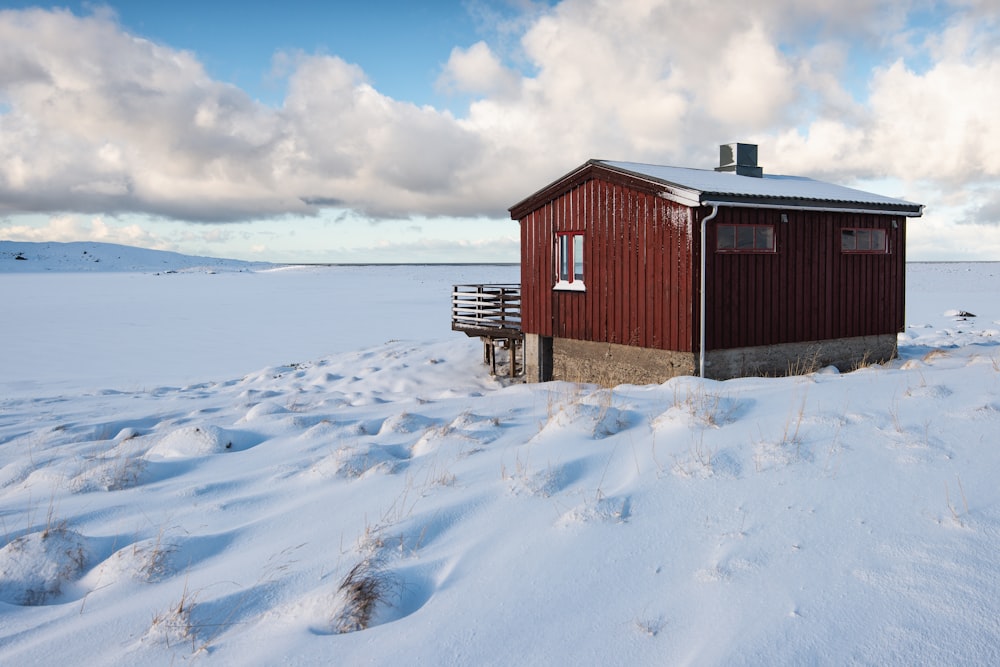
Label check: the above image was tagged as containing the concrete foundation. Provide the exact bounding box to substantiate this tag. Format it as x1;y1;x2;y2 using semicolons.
703;334;898;380
523;333;553;382
524;334;897;386
551;338;696;386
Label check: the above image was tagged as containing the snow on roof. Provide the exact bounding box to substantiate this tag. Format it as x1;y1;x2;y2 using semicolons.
598;160;922;212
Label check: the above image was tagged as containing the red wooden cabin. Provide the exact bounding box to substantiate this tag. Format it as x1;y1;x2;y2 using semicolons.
509;144;924;384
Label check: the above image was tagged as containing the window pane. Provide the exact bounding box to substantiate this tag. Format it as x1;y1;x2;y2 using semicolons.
717;225;735;249
558;236;570;281
556;233;584;283
736;226;755;249
573;235;584;281
756;226;774;250
842;228;888;253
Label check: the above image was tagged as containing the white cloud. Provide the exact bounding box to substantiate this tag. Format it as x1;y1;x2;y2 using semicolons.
909;217;1000;261
699;22;796;129
437;42;520;98
969;190;1000;226
0;8;295;221
0;215;169;248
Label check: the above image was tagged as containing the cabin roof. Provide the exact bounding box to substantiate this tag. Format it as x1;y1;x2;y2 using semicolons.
509;159;924;219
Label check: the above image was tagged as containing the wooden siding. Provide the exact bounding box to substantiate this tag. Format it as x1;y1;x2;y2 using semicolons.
702;208;907;350
519;178;696;351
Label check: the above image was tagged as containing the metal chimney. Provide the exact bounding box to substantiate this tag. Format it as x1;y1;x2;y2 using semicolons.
715;143;763;177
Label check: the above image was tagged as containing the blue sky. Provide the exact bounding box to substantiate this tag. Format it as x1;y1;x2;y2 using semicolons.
106;1;488;108
2;1;1000;262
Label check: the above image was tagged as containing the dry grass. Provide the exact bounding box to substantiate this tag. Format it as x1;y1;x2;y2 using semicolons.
7;526;88;606
41;496;67;540
850;350;873;372
945;475;970;527
888;394;904;434
594;440;619;501
670;385;735;427
331;556;396;634
633;615;665;637
922;348;948;363
134;527;177;582
649;430;666;477
427;466;456;488
671;432;715;478
787;347;823;376
780;390;808;450
68;433;148;493
823;418;846;478
100;449;147;491
502;449;559;498
148;543;308;653
752;390;810;472
149;578;200;650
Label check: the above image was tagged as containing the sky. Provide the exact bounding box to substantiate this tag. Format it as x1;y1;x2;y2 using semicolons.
1;0;1000;263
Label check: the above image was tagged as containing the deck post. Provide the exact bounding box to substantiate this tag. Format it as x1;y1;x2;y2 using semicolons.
508;337;517;379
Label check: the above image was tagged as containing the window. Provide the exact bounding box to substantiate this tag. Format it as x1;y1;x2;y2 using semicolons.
841;228;887;253
555;231;585;291
717;224;775;252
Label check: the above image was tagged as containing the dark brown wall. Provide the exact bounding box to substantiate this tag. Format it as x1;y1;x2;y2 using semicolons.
702;207;907;350
519;177;696;351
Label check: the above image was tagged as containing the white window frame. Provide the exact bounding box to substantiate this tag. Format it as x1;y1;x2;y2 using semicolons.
555;231;585;291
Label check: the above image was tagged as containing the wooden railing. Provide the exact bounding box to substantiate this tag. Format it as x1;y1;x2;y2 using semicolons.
451;284;523;378
451;284;522;335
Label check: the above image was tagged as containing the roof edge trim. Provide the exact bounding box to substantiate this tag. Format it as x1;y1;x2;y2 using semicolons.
701;199;924;217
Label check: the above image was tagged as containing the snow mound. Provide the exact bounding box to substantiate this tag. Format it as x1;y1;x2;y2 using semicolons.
310;443;406;479
410;411;501;457
145;425;260;459
557;495;631;526
0;528;92;605
87;534;181;585
652;385;748;429
379;411;439;435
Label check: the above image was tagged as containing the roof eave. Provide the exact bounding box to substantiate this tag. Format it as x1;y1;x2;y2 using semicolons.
598;161;703;205
657;187;702;207
700;195;924;217
510;159;683;219
508;160;601;220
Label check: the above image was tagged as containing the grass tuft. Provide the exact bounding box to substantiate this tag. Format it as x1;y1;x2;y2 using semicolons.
922;348;948;363
148;579;200;649
331;556;396;634
787;347;823;376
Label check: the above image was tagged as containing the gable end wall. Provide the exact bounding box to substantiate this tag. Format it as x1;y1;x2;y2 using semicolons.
519;176;696;352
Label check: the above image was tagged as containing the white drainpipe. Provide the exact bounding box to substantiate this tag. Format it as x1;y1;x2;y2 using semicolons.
699;204;720;379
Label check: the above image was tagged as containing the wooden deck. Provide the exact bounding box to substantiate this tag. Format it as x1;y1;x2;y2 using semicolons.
451;284;523;378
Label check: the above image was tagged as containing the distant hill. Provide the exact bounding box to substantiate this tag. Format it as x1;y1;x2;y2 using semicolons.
0;241;273;273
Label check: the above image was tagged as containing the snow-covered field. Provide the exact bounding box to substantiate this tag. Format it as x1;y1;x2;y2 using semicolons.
1;242;999;665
